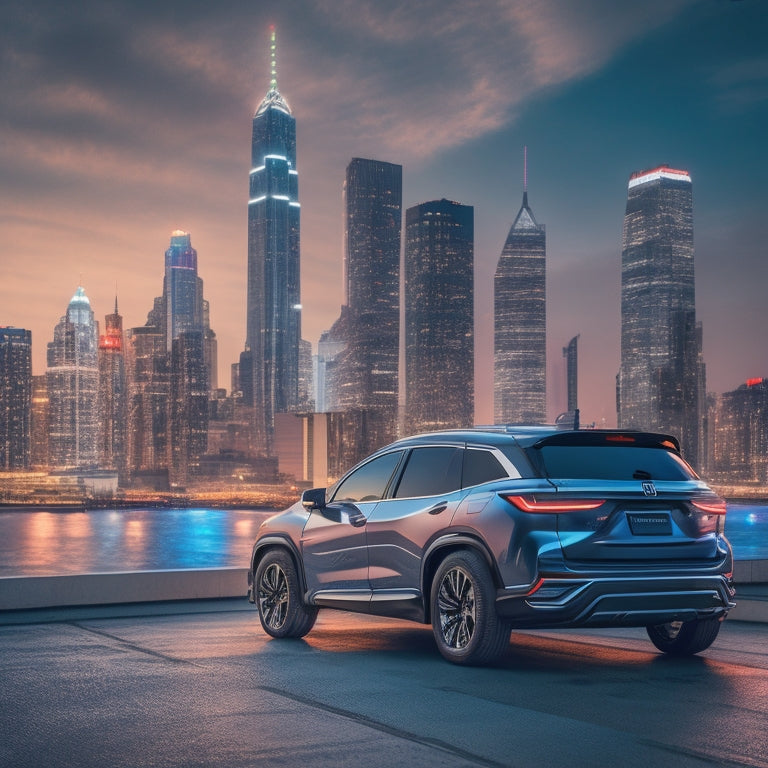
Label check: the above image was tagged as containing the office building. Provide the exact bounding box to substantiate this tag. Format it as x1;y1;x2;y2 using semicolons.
30;374;49;468
46;287;100;469
710;378;768;483
98;298;127;480
164;230;203;349
404;199;474;432
564;335;579;414
322;158;402;455
0;327;32;469
242;26;301;453
617;165;705;467
494;164;547;424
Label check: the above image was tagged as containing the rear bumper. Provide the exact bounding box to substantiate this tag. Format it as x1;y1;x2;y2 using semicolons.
496;572;736;628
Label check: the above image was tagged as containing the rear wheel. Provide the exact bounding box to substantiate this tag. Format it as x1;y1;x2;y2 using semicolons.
430;550;510;666
646;616;722;656
255;549;317;639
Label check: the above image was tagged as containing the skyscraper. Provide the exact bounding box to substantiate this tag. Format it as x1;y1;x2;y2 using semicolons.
563;335;579;414
617;165;705;467
494;155;547;424
164;230;203;349
98;298;127;479
0;327;32;469
323;158;402;451
242;26;301;454
404;199;474;433
47;287;100;469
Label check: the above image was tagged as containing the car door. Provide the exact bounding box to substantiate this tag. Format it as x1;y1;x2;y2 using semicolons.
365;446;466;607
301;449;405;604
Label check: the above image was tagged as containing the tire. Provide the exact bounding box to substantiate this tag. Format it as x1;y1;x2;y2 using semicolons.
646;616;722;656
255;549;318;639
430;550;511;666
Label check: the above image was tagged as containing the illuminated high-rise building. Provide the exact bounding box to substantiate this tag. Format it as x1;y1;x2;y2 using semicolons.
98;298;127;480
494;153;547;424
30;374;49;469
47;287;100;469
617;166;705;467
323;158;402;455
0;327;32;469
125;319;168;479
563;335;579;414
164;230;203;349
242;26;301;453
404;199;474;432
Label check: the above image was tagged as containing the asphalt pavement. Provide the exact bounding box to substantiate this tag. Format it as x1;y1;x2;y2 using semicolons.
2;603;768;768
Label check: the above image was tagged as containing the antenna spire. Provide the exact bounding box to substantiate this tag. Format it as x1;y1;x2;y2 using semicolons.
269;25;277;91
523;145;528;192
522;146;529;207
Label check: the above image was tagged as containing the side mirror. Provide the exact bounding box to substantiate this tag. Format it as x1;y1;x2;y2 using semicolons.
301;487;327;510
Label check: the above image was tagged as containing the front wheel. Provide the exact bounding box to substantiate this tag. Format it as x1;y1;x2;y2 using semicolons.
430;550;511;666
255;549;318;639
646;616;722;656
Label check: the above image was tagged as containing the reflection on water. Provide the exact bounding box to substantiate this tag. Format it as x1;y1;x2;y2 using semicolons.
0;507;276;577
723;504;768;561
0;503;764;577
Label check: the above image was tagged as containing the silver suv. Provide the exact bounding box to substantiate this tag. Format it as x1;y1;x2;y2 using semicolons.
248;427;735;665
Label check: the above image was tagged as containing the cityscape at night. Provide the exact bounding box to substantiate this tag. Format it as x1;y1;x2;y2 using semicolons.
1;0;767;499
2;6;768;766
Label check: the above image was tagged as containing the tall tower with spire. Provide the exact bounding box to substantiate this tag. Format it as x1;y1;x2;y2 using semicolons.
493;148;547;423
47;286;100;468
241;25;301;454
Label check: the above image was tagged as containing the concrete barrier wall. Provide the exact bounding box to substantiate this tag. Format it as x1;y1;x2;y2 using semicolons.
0;562;763;613
0;567;249;611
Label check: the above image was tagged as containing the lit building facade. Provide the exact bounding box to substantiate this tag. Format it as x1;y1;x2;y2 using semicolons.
164;230;203;349
242;26;301;454
98;298;127;481
0;327;32;469
404;199;474;433
125;320;169;482
322;158;402;454
710;378;768;483
30;374;49;468
617;166;706;468
46;287;100;469
169;330;208;486
493;180;547;424
564;335;579;414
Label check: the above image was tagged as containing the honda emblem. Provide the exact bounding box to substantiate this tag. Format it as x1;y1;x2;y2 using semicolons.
642;481;657;497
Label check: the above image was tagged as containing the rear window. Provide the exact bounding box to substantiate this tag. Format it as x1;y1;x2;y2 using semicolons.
533;445;697;481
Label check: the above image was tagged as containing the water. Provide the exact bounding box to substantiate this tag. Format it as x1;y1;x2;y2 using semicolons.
0;503;765;577
0;507;276;577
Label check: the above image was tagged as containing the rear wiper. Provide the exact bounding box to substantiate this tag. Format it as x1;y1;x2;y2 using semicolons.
632;470;652;480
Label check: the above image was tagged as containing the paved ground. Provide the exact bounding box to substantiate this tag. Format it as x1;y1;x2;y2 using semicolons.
2;603;767;768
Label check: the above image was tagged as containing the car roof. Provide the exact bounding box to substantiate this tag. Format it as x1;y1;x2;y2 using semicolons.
381;426;681;452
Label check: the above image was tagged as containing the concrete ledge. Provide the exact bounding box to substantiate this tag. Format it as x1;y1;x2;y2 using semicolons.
1;565;766;625
733;559;768;583
0;567;248;611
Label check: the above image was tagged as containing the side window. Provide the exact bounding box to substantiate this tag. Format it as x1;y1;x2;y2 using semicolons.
331;451;404;503
393;447;463;499
462;449;508;488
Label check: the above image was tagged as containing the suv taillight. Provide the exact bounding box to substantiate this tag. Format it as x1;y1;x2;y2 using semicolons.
502;495;606;513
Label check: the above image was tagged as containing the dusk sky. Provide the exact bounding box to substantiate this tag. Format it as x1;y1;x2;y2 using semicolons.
2;0;766;428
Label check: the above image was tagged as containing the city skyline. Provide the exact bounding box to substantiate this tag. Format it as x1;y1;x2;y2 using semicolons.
1;1;766;428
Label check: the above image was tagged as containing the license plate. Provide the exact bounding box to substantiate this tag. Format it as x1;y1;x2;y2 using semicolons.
627;512;672;535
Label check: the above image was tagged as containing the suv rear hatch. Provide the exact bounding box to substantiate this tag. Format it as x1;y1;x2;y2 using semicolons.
522;431;727;563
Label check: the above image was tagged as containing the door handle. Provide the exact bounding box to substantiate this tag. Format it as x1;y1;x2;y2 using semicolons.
428;502;448;515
